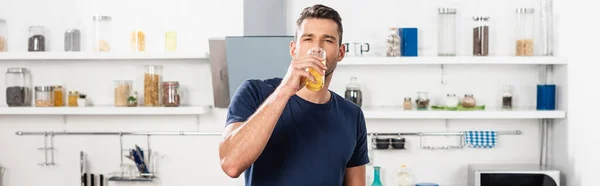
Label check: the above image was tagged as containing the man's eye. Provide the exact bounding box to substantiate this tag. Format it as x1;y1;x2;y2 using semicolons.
325;40;334;43
303;38;312;41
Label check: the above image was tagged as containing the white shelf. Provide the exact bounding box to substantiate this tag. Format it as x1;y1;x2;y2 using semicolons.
0;106;212;115
0;52;208;61
362;107;566;119
339;56;567;65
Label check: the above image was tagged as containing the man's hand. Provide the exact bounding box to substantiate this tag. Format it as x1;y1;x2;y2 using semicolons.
279;55;327;96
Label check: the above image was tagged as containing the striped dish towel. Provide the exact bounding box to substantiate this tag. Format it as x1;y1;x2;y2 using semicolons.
464;131;497;148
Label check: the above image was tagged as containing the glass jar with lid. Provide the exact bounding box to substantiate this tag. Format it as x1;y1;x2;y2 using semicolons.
515;8;535;56
344;77;362;107
0;19;7;52
68;91;79;107
131;30;146;52
386;28;400;57
5;68;32;107
445;94;459;107
64;28;81;52
28;26;46;52
462;94;477;108
162;81;180;107
114;80;132;107
53;85;64;107
93;16;112;52
438;8;457;56
403;97;412;110
473;17;490;56
35;86;54;107
416;92;430;110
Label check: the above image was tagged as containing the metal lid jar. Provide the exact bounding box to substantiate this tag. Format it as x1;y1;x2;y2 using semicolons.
35;86;54;107
5;68;32;106
162;81;180;107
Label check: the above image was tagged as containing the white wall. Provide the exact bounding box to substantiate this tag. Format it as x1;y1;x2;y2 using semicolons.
0;0;577;186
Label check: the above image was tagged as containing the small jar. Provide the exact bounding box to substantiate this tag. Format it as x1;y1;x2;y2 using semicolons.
416;92;430;110
93;16;112;52
462;94;477;108
445;94;459;107
0;19;7;52
53;85;64;107
473;17;490;56
64;29;81;52
162;81;180;107
128;91;138;107
386;28;401;57
68;91;79;107
502;85;513;110
35;86;54;107
114;80;132;107
403;97;412;110
78;93;87;107
28;26;47;52
131;30;146;52
344;77;362;107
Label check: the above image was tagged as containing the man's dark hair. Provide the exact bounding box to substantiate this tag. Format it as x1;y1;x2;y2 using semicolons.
295;4;343;45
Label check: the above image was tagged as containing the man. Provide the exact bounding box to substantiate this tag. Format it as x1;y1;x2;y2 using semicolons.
219;4;369;186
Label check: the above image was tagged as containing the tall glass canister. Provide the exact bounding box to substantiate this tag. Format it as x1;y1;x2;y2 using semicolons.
473;16;490;56
93;16;112;52
0;19;7;52
515;8;535;56
438;8;457;56
144;65;163;106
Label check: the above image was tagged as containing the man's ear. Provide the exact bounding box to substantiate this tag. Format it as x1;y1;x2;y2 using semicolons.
337;43;346;62
290;40;297;59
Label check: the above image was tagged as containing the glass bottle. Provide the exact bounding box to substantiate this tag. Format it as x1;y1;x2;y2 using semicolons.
371;166;383;186
416;92;430;110
144;65;163;106
473;17;490;56
344;77;362;107
438;8;457;56
0;19;7;52
93;15;112;52
162;81;181;107
398;164;412;186
502;85;513;110
35;86;54;107
386;28;400;57
462;94;477;108
516;8;535;56
403;97;412;110
5;68;32;107
28;26;46;52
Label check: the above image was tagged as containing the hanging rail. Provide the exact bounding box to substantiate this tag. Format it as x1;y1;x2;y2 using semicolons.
367;130;522;136
16;131;222;136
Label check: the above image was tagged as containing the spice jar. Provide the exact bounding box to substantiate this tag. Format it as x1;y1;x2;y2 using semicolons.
386;28;400;57
53;85;64;107
78;93;87;107
131;30;146;52
68;91;79;107
93;16;112;52
473;17;490;56
144;65;162;106
462;94;477;108
438;8;457;56
165;31;177;52
162;81;180;107
64;29;81;52
502;85;513;110
5;68;32;107
35;86;54;107
28;26;47;52
114;80;132;107
416;92;430;110
344;77;362;107
403;97;412;110
128;91;138;107
516;8;535;56
445;94;459;107
0;19;7;52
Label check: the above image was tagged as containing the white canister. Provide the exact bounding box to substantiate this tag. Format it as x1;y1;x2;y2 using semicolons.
445;94;459;107
77;98;86;107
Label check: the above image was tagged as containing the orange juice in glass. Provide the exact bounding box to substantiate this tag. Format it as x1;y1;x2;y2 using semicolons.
305;47;326;91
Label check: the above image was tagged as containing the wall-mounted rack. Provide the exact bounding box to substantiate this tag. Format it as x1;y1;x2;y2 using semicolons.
367;130;521;136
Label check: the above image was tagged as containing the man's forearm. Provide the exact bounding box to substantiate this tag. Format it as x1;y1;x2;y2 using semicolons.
219;87;292;177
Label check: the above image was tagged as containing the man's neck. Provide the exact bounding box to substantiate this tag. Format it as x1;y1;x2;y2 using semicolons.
295;74;333;104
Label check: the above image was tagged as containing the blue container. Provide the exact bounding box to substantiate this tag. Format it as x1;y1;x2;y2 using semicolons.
536;84;556;110
400;28;418;56
416;183;439;186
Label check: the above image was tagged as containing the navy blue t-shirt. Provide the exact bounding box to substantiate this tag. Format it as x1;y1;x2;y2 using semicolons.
226;78;370;186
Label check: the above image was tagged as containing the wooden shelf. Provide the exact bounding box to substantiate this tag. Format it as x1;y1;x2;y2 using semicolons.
0;52;208;61
362;107;566;119
0;106;212;115
339;56;567;66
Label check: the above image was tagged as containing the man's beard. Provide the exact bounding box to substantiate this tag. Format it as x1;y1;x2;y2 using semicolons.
325;65;336;77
